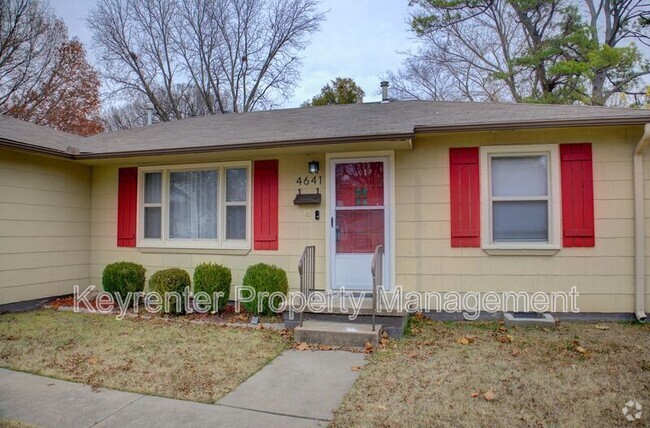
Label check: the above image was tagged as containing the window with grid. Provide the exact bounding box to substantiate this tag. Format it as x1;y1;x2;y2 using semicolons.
139;163;250;249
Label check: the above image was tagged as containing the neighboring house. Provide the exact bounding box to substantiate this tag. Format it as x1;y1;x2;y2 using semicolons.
1;99;650;321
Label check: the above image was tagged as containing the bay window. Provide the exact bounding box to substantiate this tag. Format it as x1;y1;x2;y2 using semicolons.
480;145;560;252
139;162;251;249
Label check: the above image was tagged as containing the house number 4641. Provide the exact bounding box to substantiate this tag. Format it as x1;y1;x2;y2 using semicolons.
295;176;322;186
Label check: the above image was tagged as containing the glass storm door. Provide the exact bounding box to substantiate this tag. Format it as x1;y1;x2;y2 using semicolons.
331;159;388;291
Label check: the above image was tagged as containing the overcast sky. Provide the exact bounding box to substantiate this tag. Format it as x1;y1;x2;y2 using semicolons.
48;0;419;108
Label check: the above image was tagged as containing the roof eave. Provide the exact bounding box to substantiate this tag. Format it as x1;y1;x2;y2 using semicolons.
414;116;650;133
73;132;416;160
0;138;72;159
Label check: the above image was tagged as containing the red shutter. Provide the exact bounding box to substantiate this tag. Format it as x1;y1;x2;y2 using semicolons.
117;167;138;247
254;160;279;250
449;147;480;247
560;143;595;247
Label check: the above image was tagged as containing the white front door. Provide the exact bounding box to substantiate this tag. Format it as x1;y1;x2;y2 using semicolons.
330;158;389;291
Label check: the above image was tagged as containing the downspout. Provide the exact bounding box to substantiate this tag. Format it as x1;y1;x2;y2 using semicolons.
633;123;650;322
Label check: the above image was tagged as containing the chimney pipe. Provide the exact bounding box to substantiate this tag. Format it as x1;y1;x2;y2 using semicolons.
146;102;154;125
380;81;390;103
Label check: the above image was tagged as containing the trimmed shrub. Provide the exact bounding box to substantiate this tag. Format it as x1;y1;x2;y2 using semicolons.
193;263;231;312
241;263;288;315
148;268;191;314
102;262;146;306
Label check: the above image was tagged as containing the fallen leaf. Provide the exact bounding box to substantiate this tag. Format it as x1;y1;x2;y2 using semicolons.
413;312;426;321
595;324;610;330
498;326;508;332
457;336;475;345
89;357;98;365
511;347;520;357
408;352;418;359
364;342;374;354
296;342;310;351
483;390;497;401
496;335;512;344
470;392;480;398
575;346;587;354
351;365;363;371
318;344;332;351
506;334;514;342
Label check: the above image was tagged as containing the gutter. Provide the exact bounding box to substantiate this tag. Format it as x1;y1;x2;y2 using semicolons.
73;132;415;160
414;116;650;133
633;123;650;322
0;138;72;159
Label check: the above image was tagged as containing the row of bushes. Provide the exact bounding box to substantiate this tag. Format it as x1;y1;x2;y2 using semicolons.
101;261;288;315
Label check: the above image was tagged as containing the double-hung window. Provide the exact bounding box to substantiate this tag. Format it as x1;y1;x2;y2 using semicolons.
481;145;560;252
139;162;251;249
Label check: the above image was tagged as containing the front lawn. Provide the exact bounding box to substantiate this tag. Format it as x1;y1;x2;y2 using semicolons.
0;310;290;403
332;317;649;427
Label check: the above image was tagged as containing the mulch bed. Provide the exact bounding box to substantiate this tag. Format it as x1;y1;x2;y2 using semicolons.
46;296;282;325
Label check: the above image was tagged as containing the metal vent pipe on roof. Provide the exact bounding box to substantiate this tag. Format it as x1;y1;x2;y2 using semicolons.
146;103;154;125
380;81;390;103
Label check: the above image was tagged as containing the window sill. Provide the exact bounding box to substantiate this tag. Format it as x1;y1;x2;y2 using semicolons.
482;246;560;256
138;247;251;256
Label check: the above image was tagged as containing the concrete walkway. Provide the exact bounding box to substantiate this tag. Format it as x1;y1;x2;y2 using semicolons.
0;350;366;427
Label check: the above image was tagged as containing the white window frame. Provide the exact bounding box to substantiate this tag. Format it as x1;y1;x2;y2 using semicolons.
137;161;251;250
480;144;561;254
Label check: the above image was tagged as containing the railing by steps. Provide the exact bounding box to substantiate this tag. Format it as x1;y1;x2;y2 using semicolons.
370;244;384;332
298;245;316;327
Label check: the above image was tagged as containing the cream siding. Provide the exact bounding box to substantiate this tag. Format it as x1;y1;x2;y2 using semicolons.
83;125;648;314
0;149;91;304
89;152;329;294
395;126;642;313
1;124;644;314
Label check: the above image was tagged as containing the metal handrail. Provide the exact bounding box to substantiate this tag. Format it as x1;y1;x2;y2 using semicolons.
370;244;384;332
298;245;316;327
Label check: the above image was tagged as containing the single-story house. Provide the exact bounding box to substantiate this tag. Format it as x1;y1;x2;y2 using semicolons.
1;98;650;321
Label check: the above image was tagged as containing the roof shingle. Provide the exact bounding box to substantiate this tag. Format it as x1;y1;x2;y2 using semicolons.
2;100;650;158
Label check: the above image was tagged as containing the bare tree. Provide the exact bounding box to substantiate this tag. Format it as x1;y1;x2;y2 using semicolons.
89;0;325;124
0;0;66;107
87;0;183;121
392;0;649;106
101;96;152;130
100;84;221;131
389;0;531;102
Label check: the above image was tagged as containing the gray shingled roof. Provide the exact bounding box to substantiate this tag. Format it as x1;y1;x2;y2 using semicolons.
0;115;82;154
79;100;650;157
2;100;650;158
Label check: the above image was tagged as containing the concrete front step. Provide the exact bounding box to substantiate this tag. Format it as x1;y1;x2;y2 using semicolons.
285;292;407;316
294;321;382;348
285;311;407;338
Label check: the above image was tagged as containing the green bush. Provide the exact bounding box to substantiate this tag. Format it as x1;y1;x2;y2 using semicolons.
148;268;191;314
102;262;146;306
193;262;231;312
241;263;288;315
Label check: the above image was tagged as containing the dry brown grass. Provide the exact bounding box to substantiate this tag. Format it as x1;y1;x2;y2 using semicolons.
332;317;650;428
0;421;39;428
0;310;290;403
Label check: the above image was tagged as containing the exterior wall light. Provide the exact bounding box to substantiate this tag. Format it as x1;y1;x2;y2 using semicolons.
308;160;319;174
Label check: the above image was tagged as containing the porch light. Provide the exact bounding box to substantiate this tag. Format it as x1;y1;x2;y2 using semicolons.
308;160;319;174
